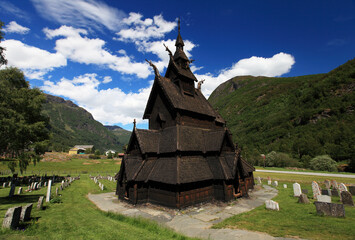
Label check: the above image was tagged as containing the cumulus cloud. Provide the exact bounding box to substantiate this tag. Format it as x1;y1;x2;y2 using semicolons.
31;0;126;31
3;21;30;34
102;76;112;83
44;25;151;78
41;73;152;125
116;13;177;41
195;52;295;97
1;39;67;79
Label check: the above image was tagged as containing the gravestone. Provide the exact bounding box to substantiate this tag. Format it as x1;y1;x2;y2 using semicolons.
324;180;331;189
338;183;347;192
8;184;16;197
33;182;38;190
56;187;59;196
316;195;331;203
20;203;33;222
298;193;310;204
2;206;22;229
331;180;338;189
341;191;354;206
312;181;321;199
18;187;22;195
44;182;47;187
27;185;30;191
8;182;11;187
37;196;44;210
272;181;278;187
321;189;331;196
46;180;52;202
61;180;64;189
101;184;104;191
257;177;262;185
60;185;63;191
314;202;345;217
293;183;302;197
2;182;6;188
283;184;287;188
267;180;271;185
265;200;279;211
349;186;355;195
331;189;339;197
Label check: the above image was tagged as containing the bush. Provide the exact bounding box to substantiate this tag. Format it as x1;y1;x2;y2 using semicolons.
89;154;100;159
265;151;299;167
310;155;338;172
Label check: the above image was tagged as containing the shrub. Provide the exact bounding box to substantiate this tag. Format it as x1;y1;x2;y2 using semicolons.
89;154;100;159
265;151;299;167
310;155;338;172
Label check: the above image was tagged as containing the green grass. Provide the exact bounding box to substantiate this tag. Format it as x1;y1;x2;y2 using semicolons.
214;178;355;240
0;175;196;240
0;158;121;176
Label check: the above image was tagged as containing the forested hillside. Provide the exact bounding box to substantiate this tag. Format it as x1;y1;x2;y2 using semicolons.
209;59;355;168
42;94;125;152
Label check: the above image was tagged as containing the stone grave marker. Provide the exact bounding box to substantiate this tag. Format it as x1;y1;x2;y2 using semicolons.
265;200;279;211
283;184;287;188
272;181;278;187
2;182;6;188
8;184;16;197
55;187;59;196
8;182;11;187
324;180;331;189
298;193;310;204
338;183;347;192
314;202;345;217
20;203;33;222
267;180;271;185
302;189;308;195
349;186;355;195
331;180;338;189
37;196;44;210
316;195;331;203
312;181;321;199
331;189;339;197
2;206;22;229
46;180;52;202
321;189;331;196
44;182;47;187
293;183;302;197
60;185;63;191
18;187;22;195
257;177;262;185
341;191;354;206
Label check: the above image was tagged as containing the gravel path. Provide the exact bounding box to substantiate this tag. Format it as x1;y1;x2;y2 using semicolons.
88;185;299;240
256;170;355;178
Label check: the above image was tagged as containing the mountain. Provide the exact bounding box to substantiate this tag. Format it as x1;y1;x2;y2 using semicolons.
42;94;126;152
104;125;131;146
208;59;355;166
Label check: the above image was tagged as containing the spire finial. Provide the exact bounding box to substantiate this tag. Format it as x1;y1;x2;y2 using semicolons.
133;119;136;128
178;18;180;33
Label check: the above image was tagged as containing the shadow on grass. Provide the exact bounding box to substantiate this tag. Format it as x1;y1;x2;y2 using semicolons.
0;194;43;208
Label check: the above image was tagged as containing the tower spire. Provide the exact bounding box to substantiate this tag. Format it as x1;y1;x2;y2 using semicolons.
175;18;184;49
178;18;180;34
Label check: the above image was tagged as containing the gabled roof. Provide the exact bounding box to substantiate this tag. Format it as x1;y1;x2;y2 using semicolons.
143;76;225;124
133;126;231;154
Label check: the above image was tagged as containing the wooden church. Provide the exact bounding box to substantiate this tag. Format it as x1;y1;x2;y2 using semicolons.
116;22;254;208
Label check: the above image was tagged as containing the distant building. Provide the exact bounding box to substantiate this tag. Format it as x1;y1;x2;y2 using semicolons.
105;150;116;156
69;145;94;155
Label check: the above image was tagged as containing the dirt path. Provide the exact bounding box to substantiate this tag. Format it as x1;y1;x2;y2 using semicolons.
88;186;299;240
256;169;355;178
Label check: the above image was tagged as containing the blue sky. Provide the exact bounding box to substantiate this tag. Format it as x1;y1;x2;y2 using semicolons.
1;0;354;130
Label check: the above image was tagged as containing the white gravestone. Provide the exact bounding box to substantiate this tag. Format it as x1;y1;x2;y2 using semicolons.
312;181;321;199
324;180;331;189
338;183;347;192
293;183;302;197
283;184;287;188
331;180;338;189
273;181;278;187
46;180;52;202
2;182;6;188
316;195;331;203
268;180;272;185
18;187;22;195
265;200;279;211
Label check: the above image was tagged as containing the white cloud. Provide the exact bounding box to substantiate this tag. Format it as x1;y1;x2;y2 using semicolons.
31;0;126;31
3;21;30;34
2;39;67;79
0;1;29;20
44;25;151;78
103;76;112;83
116;13;177;41
195;53;295;97
41;73;152;125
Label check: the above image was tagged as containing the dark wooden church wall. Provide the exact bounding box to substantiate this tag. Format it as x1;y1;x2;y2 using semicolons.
149;92;175;130
148;181;177;207
178;181;214;208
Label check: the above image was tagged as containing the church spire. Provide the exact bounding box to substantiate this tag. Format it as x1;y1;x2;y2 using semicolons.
175;18;184;50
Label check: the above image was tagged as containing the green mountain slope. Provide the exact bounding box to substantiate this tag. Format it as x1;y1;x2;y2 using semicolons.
42;94;125;152
104;125;131;147
208;59;355;166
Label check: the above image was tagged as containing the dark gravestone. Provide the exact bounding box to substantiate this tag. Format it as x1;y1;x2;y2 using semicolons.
2;206;22;229
301;189;308;194
314;202;345;217
298;193;310;204
8;184;15;197
331;189;339;197
321;189;331;196
20;203;33;221
349;186;355;195
341;191;354;206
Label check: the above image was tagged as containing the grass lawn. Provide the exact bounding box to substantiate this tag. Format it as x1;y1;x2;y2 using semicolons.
214;177;355;240
0;175;197;240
